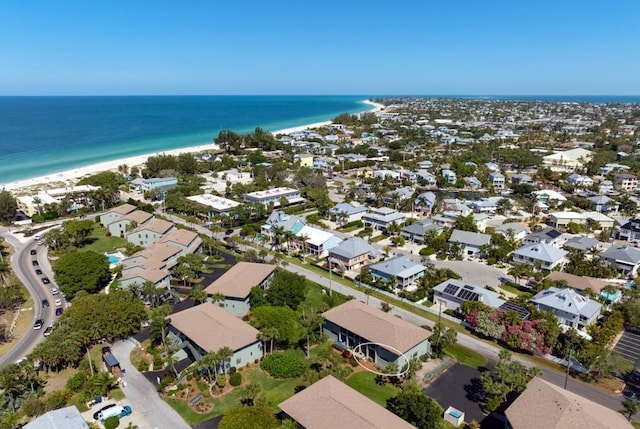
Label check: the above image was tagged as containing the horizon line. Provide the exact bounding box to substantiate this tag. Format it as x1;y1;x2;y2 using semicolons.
0;94;640;98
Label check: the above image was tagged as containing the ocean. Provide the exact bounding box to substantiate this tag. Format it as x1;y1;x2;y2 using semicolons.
0;96;369;184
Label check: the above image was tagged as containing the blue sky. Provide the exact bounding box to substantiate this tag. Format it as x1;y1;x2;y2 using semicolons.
0;0;638;95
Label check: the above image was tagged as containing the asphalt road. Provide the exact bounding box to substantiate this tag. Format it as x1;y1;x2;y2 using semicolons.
0;229;60;366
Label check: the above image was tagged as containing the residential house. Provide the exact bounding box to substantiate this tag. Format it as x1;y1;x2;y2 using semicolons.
599;180;614;194
362;207;406;231
401;219;443;243
489;172;505;190
328;202;368;225
187;194;240;215
523;227;563;246
512;242;567;270
261;211;307;241
17;185;99;217
168;303;262;369
126;218;174;248
117;242;183;289
484;162;500;172
244;187;305;208
464;176;483;189
471;199;497;213
546;272;610;295
441;169;457;185
495;223;530;241
566;173;594;188
158;228;202;255
618;218;640;243
562;236;602;253
384;186;414;208
414;191;437;214
417;160;433;169
448;229;491;258
511;173;534;185
533;190;567;208
106;210;153;237
296;225;343;257
415;170;437;186
613;173;639;192
130;177;177;192
99;203;137;227
372;169;400;179
294;153;314;167
24;405;89;429
204;262;276;316
600;245;640;275
322;300;431;369
367;256;426;289
327;238;379;274
433;279;506;311
547;211;615;230
530;287;601;329
279;375;417;429
504;377;633;429
587;195;619;213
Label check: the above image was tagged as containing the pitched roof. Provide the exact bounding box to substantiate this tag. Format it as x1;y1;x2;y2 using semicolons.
530;287;601;319
204;262;276;299
368;256;426;279
433;279;505;308
323;300;431;354
120;268;170;284
109;203;137;215
131;218;173;235
505;377;633;429
563;236;601;252
602;245;640;265
495;222;530;236
279;376;416;429
449;229;491;247
24;405;89;429
525;227;562;242
169;303;260;352
329;202;368;216
513;242;567;264
329;238;378;260
159;228;199;247
546;272;609;293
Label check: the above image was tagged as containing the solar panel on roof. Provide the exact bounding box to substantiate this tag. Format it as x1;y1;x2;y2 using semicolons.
498;301;531;320
546;229;562;239
457;290;480;301
443;284;460;296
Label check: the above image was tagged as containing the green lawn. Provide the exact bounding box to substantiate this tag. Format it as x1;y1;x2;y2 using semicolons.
497;282;532;297
369;235;386;243
345;371;399;407
445;343;488;369
82;225;128;254
631;421;640;429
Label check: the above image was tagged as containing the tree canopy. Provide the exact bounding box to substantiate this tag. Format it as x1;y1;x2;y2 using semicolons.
53;251;110;298
218;404;278;429
386;382;444;429
265;270;308;309
0;191;17;224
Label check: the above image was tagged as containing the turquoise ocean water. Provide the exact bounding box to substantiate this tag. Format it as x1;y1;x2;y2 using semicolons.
0;96;369;184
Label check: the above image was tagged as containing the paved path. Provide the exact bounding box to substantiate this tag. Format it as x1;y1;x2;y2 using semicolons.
111;339;190;429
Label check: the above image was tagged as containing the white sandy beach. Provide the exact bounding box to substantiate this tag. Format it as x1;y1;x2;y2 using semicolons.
2;99;385;193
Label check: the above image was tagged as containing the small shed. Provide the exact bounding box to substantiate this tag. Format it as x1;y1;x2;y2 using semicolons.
444;406;464;427
102;351;121;375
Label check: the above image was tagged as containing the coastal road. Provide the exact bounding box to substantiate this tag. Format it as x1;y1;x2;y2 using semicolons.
0;228;59;366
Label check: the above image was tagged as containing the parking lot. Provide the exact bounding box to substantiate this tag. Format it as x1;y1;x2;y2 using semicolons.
614;329;640;366
82;399;147;429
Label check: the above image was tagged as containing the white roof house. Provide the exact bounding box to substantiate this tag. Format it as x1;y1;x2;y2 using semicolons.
187;194;240;214
530;287;601;329
512;242;567;270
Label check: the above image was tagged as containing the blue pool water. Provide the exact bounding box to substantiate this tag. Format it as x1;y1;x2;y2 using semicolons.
108;255;121;264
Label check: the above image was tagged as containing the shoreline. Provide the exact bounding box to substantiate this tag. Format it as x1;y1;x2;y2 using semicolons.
3;99;384;193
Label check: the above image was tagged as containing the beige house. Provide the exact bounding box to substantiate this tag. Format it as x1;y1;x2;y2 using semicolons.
505;377;633;429
106;210;153;237
126;218;174;248
204;262;276;316
279;375;416;429
99;203;137;227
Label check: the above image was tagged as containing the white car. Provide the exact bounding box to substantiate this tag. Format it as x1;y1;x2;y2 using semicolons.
50;288;59;295
54;299;62;307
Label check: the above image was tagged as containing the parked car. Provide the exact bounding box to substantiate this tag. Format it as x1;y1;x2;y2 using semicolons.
50;287;59;295
43;325;53;337
41;299;49;308
35;269;42;275
98;405;131;422
54;299;62;307
41;277;50;284
32;260;39;266
33;319;44;330
55;307;63;316
30;249;37;255
93;403;117;421
225;229;234;235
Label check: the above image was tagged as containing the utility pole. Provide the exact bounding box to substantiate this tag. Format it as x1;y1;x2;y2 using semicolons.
564;349;573;390
328;257;333;296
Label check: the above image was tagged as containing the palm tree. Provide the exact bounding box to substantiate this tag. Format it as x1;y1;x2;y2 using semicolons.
210;292;225;305
621;398;640;421
190;285;207;305
216;346;234;376
199;351;219;384
259;327;278;354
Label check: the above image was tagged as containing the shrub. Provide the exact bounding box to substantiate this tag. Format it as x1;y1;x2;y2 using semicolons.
486;257;497;265
104;416;119;429
261;351;306;378
216;375;226;388
66;371;86;392
229;372;242;386
419;247;435;256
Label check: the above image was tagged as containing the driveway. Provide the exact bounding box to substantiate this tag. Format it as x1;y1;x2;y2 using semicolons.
432;259;506;288
111;339;190;429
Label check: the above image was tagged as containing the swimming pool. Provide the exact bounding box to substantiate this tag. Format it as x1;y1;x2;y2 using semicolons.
107;254;122;264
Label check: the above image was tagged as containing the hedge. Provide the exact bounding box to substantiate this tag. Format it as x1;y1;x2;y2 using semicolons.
260;351;306;378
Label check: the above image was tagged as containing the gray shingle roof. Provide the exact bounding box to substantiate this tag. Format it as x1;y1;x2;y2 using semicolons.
513;242;567;264
530;287;601;319
449;230;491;247
601;245;640;264
329;238;378;260
368;256;426;279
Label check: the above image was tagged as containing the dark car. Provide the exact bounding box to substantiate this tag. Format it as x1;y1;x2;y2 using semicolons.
41;277;50;284
55;307;63;316
35;269;42;275
225;229;234;235
32;260;39;266
30;249;37;255
93;403;117;421
33;319;44;330
41;299;49;308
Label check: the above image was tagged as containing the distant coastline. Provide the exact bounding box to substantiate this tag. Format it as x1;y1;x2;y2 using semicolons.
2;98;382;192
